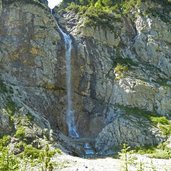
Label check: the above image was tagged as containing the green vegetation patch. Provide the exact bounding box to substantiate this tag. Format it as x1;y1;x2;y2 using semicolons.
58;0;171;31
23;145;41;160
0;147;19;171
15;126;25;139
135;143;171;159
0;135;11;151
150;116;171;136
59;0;138;30
114;63;129;80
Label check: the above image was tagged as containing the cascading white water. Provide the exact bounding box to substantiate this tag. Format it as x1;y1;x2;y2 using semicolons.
62;32;79;138
51;10;79;138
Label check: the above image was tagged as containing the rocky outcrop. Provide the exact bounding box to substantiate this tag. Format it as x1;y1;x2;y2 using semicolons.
0;0;69;134
95;115;164;154
0;0;171;154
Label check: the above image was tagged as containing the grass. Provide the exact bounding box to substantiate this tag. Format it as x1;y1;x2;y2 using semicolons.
135;143;171;159
118;142;171;161
149;116;171;136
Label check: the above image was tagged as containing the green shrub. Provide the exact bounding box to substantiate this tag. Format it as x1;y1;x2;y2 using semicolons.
0;135;11;151
55;148;62;155
39;145;55;171
66;2;80;13
159;124;171;136
150;116;169;125
114;64;129;80
15;127;25;139
150;116;171;136
135;143;171;159
119;144;136;171
150;149;171;159
0;147;19;171
115;64;129;73
23;145;41;160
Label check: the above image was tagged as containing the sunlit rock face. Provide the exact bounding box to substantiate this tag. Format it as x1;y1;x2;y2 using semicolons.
0;0;69;134
0;0;171;154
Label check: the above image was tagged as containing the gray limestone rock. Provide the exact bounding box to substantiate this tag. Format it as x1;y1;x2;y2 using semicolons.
0;0;171;155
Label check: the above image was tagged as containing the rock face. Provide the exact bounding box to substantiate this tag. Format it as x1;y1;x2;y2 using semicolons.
0;0;68;133
0;0;171;154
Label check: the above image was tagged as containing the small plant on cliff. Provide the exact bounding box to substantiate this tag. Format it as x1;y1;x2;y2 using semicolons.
119;144;136;171
15;126;25;140
150;116;171;136
114;64;129;80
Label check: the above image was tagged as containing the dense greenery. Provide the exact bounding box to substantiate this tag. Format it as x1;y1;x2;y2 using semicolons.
57;0;142;29
57;0;171;29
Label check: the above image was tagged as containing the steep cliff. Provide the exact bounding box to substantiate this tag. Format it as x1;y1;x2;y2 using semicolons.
0;0;171;156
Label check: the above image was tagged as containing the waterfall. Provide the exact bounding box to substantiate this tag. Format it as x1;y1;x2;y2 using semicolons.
51;10;79;138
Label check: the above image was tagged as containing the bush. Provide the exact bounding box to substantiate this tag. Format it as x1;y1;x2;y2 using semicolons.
150;116;171;136
0;135;11;151
150;116;169;125
114;64;129;80
0;147;19;171
135;143;171;159
23;145;41;160
15;127;25;139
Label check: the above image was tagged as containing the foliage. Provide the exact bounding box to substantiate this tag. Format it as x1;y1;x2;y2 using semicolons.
150;116;169;125
119;144;136;171
150;116;171;136
23;145;41;160
115;64;129;73
114;64;129;80
59;0;171;30
55;148;62;155
39;145;55;171
135;143;171;159
0;147;19;171
0;135;11;151
15;126;25;139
